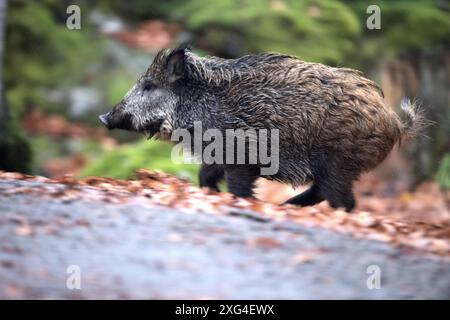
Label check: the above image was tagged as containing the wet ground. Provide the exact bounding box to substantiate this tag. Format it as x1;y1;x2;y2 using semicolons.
0;179;449;299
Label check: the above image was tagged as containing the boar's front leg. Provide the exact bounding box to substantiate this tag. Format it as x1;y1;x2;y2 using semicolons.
224;166;260;198
199;164;224;192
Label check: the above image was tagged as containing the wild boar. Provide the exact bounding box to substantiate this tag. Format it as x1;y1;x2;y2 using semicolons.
99;45;423;212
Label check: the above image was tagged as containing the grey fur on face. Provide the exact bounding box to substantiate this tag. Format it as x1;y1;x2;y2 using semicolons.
99;45;425;212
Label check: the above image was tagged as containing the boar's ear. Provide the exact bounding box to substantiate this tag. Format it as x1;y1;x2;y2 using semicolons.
165;47;188;83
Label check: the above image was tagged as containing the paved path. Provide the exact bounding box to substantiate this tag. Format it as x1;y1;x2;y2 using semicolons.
0;179;449;299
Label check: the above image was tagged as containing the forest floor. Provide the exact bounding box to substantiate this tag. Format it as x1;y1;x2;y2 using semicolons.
0;170;449;299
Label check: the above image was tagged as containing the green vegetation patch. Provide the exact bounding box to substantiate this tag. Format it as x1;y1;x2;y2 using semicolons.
81;139;199;182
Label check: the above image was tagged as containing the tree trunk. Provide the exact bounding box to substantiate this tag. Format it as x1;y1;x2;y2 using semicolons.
0;0;8;133
0;0;31;173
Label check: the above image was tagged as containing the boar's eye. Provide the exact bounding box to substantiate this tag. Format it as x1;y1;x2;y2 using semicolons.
142;79;156;92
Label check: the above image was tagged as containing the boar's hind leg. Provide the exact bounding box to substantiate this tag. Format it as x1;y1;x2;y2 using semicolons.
286;179;355;212
225;166;259;198
285;156;356;212
284;184;324;207
199;164;224;192
314;163;356;212
319;178;356;212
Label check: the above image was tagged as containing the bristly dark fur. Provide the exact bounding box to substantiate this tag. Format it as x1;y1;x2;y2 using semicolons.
103;46;425;212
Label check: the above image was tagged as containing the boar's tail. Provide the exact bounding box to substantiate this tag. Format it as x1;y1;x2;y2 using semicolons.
399;98;430;143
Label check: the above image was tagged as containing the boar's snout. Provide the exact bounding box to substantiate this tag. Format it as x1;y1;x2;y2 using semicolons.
99;112;114;130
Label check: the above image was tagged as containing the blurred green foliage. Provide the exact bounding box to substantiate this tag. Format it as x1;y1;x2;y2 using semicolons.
2;0;102;173
436;154;450;190
174;0;361;64
82;139;199;182
5;0;102;116
347;0;450;65
103;0;449;67
100;0;184;23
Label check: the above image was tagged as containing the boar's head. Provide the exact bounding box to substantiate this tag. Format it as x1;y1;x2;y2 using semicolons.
99;46;189;139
